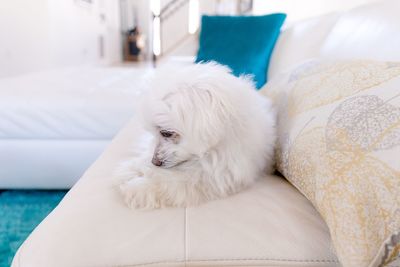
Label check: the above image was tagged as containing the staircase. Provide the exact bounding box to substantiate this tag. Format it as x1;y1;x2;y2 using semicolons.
151;0;253;66
151;0;191;66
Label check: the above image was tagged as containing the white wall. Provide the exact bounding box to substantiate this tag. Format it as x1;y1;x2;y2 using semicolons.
0;0;49;77
0;0;121;78
253;0;381;25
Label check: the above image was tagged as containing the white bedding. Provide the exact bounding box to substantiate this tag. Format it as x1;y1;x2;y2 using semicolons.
0;67;150;139
0;66;153;188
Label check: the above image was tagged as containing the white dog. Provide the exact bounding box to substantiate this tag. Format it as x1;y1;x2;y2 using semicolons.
117;62;276;210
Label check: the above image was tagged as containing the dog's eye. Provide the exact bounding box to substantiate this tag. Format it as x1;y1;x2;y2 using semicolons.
160;130;173;138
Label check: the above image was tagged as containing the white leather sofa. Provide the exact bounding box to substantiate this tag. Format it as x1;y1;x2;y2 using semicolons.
11;0;400;266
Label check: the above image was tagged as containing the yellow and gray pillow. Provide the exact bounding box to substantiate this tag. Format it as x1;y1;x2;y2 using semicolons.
262;60;400;267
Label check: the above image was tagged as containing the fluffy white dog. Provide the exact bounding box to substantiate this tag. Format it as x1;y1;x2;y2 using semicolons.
117;62;276;210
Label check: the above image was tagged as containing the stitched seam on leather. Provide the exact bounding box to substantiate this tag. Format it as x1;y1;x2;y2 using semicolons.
17;241;25;267
0;138;112;141
102;258;341;267
184;208;187;267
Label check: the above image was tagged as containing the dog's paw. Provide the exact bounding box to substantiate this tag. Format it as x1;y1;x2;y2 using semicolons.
114;159;147;185
119;178;161;210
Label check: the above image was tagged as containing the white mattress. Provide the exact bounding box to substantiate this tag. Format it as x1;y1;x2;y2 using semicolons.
0;139;109;188
0;66;153;188
0;67;150;139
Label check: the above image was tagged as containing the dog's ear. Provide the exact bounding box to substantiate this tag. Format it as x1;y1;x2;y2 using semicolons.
182;85;237;148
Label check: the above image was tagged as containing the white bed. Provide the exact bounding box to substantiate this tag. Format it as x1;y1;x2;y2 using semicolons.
0;66;152;189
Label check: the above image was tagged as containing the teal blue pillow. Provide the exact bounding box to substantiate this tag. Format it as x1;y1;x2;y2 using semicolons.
195;14;286;89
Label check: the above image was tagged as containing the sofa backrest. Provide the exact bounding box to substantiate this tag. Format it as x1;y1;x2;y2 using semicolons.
320;0;400;61
268;0;400;79
268;12;339;79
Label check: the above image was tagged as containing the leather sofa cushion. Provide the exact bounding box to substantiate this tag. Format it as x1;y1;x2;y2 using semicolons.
12;120;339;267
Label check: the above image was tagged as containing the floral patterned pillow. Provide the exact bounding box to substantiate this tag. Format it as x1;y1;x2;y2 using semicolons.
262;60;400;267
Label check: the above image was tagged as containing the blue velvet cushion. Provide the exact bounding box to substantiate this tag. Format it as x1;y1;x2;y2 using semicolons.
195;14;286;89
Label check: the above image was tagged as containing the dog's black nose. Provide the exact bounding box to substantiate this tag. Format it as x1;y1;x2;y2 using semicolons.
152;157;163;167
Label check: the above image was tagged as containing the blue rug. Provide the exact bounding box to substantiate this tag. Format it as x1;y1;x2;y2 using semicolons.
0;190;66;267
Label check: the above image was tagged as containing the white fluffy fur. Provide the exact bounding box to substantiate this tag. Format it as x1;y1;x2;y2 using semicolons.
116;63;276;210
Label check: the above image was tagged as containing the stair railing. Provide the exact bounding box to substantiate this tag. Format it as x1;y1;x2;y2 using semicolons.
151;0;190;66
